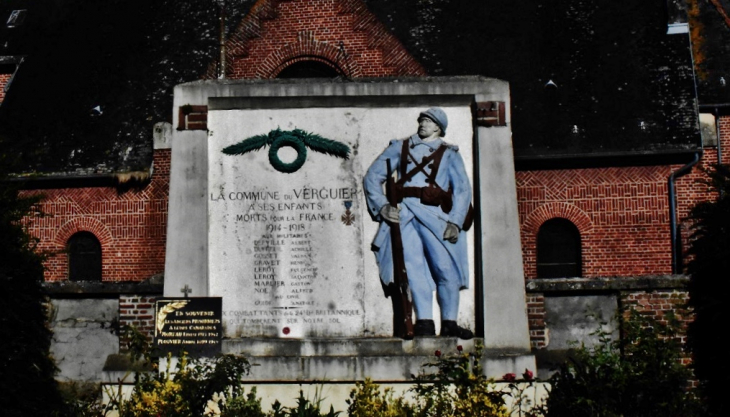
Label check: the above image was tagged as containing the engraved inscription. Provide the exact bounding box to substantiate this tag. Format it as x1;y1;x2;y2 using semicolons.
210;184;364;336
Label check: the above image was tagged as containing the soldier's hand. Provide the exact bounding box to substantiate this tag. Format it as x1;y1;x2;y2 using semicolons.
443;222;459;243
380;204;401;223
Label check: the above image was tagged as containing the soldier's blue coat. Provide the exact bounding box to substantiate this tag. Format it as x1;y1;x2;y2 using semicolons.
364;134;472;321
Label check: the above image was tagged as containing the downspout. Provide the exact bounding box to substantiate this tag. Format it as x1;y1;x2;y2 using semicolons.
666;0;700;274
717;108;725;200
668;152;700;274
716;107;723;166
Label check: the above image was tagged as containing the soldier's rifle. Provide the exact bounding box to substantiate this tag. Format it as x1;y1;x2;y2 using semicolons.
385;159;415;339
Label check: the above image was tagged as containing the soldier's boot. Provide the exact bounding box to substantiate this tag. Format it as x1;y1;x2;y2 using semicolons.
414;319;436;336
440;320;474;340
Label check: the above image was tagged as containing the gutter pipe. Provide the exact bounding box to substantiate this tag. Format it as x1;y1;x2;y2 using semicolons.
715;107;723;167
668;152;701;274
716;108;725;199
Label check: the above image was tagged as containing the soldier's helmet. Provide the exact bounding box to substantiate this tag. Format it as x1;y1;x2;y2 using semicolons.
418;107;448;136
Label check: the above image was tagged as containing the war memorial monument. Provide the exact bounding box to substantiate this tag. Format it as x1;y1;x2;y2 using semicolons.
161;76;535;392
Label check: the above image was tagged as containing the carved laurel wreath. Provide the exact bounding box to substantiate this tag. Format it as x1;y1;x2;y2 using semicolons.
156;300;189;333
222;128;350;173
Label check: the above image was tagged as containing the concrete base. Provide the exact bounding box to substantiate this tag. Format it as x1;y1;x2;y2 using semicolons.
223;337;535;381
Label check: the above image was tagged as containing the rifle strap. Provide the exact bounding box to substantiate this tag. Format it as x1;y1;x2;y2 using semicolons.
398;139;447;186
397;139;475;232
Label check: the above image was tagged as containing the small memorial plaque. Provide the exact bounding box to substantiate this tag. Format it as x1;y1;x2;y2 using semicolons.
154;297;222;357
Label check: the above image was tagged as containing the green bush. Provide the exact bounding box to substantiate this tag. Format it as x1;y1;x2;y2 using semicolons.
104;351;258;417
347;343;510;417
270;389;341;417
410;344;508;417
58;382;110;417
97;327;347;417
347;379;413;417
0;145;67;417
544;309;701;417
62;310;703;416
221;387;267;417
98;327;262;417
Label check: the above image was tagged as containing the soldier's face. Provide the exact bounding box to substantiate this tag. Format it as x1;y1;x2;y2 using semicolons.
417;117;441;140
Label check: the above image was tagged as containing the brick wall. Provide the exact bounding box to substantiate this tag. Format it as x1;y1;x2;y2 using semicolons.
210;0;425;79
622;290;691;332
519;138;722;349
621;290;694;379
721;114;730;158
21;149;170;282
527;288;692;362
0;73;10;103
518;137;727;280
119;295;157;349
674;114;729;268
527;294;547;349
675;156;718;264
518;165;678;278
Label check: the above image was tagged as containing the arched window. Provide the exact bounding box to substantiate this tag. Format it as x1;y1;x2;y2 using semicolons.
537;218;582;278
276;60;342;78
67;232;102;281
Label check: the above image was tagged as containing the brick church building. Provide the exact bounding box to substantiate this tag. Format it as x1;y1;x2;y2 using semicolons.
1;0;728;382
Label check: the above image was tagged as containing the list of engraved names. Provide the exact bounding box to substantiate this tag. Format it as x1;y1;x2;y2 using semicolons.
209;186;363;336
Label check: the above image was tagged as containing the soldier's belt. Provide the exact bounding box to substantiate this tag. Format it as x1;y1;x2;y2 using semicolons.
395;185;453;214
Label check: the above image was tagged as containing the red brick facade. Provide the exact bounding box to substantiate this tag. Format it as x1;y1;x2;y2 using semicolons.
208;0;425;79
527;294;547;349
22;149;170;282
119;295;157;349
622;290;692;333
521;115;729;349
0;73;10;103
519;166;676;278
622;290;694;379
518;116;729;280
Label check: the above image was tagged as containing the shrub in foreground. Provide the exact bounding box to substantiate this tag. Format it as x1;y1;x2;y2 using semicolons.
544;309;702;416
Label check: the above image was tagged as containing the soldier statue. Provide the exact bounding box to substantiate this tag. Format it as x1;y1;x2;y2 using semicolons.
364;107;474;339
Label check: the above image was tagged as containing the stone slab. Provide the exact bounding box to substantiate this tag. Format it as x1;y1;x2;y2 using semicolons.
207;104;476;338
224;337;480;381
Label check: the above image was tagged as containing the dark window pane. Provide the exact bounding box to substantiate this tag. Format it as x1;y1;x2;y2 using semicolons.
68;232;101;281
537;218;581;278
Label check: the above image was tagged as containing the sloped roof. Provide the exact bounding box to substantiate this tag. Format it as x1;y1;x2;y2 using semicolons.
366;0;701;158
0;0;706;174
